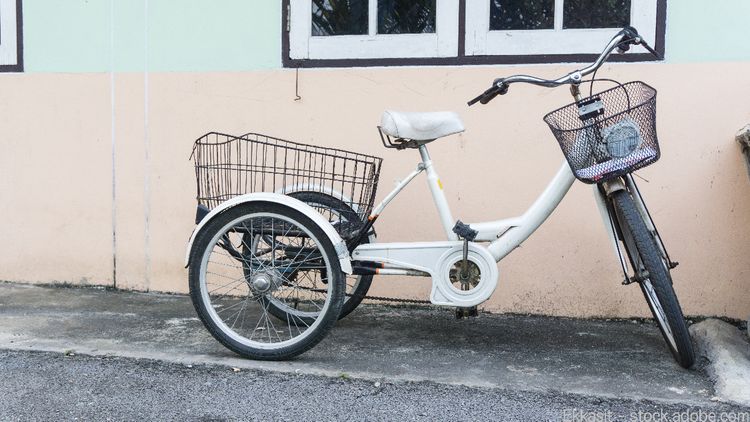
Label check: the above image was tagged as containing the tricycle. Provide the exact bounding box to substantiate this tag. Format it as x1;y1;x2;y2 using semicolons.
185;27;694;368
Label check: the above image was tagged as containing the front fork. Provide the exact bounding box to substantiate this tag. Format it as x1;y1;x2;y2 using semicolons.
594;174;677;285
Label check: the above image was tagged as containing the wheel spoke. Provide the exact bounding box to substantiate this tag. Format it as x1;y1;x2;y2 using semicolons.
194;206;340;359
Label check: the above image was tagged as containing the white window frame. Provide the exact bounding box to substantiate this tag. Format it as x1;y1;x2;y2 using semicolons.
0;0;19;67
465;0;657;56
289;0;459;60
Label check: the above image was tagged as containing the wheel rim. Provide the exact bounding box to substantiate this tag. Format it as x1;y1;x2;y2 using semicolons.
199;212;334;350
641;279;678;353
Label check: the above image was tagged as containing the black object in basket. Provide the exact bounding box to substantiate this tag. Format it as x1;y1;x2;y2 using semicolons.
191;132;383;235
543;81;660;184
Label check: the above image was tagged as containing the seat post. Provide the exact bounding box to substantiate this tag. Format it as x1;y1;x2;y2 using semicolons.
418;144;431;164
418;145;458;240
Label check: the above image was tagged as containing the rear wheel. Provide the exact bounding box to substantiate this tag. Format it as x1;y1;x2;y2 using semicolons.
188;202;344;360
288;191;374;319
611;189;695;368
245;192;373;323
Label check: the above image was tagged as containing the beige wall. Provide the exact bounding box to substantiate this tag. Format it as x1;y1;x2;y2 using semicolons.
2;62;749;319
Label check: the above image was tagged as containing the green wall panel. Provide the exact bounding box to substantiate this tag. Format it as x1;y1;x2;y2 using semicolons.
22;1;750;72
24;0;112;72
666;0;750;62
24;0;281;72
112;1;147;72
147;0;281;72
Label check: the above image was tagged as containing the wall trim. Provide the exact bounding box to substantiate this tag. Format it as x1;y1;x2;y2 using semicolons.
0;0;23;73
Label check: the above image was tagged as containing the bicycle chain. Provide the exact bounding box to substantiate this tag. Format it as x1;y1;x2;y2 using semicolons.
290;285;433;305
359;294;432;305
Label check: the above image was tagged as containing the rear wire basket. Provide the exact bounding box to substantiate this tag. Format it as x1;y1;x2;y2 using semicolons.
543;81;660;184
191;132;383;237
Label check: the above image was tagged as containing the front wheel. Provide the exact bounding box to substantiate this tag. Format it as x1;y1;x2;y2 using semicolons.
611;189;695;368
188;202;345;360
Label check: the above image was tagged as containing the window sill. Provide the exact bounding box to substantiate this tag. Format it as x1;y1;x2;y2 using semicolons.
282;52;663;69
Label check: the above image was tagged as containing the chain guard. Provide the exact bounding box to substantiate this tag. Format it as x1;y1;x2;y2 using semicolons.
431;244;498;307
352;241;499;308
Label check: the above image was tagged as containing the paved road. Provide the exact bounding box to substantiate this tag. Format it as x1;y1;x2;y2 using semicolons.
0;284;718;405
1;349;748;422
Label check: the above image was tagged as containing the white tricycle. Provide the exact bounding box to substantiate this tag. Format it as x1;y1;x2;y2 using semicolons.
186;27;694;368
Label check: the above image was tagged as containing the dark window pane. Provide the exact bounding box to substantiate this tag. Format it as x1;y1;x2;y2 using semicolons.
312;0;368;36
490;0;554;30
563;0;631;29
378;0;436;34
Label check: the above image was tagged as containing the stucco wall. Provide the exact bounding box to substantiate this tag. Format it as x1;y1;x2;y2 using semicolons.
1;1;749;319
2;62;749;318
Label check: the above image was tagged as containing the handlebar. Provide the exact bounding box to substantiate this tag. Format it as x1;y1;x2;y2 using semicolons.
468;26;660;106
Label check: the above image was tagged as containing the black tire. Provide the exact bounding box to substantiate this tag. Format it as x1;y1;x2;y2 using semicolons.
611;189;695;368
287;191;373;319
241;192;373;324
188;202;344;360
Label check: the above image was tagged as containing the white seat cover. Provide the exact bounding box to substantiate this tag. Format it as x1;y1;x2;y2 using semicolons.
380;111;465;141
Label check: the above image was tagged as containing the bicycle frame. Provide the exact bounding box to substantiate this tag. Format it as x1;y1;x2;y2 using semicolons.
350;144;606;306
355;144;581;263
349;26;665;306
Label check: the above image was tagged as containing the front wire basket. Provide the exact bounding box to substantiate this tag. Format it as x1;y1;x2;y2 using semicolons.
543;81;660;184
191;132;383;238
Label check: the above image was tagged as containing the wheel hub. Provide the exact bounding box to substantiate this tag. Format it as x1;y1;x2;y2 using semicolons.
248;270;284;294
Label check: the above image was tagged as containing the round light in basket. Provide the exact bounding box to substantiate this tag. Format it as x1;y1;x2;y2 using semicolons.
601;118;642;158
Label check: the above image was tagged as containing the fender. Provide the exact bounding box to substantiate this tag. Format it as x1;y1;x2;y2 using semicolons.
275;183;360;214
184;192;352;274
276;183;377;244
592;180;627;260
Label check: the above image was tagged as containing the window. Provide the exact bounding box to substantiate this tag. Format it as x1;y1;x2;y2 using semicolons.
284;0;664;66
466;0;657;56
289;0;459;60
0;0;22;71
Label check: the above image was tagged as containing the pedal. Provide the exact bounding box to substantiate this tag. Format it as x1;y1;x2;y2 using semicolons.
455;306;478;319
452;220;478;241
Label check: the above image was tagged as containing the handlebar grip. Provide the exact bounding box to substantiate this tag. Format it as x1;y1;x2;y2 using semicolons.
467;82;508;106
468;86;495;106
479;89;500;105
467;91;487;106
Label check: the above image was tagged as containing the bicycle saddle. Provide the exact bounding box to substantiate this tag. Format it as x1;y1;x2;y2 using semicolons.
380;111;465;141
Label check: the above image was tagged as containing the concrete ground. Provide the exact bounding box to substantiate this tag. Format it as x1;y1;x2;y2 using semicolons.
0;282;746;416
691;319;750;407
